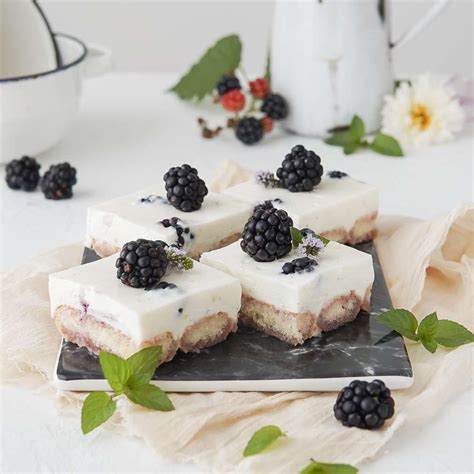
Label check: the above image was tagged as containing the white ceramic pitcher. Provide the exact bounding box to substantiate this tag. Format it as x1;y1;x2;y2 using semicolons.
271;0;450;136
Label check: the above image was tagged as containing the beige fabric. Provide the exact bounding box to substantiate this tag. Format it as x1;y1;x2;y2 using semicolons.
1;180;473;472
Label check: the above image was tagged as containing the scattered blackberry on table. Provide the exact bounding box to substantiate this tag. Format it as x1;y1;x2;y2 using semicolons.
282;257;317;274
216;74;241;97
5;156;41;191
163;164;208;212
41;162;77;200
116;239;169;289
276;145;323;192
241;204;293;262
235;117;264;145
328;170;348;179
261;93;288;120
333;379;395;430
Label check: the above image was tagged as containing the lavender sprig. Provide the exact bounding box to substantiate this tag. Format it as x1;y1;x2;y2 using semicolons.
166;247;193;271
255;170;280;188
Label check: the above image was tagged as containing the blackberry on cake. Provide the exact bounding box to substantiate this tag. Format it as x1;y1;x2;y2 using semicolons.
261;93;288;120
328;170;348;179
5;156;41;191
116;239;169;289
216;74;241;96
334;379;395;430
282;257;317;274
241;204;293;262
41;162;77;200
235;117;264;145
163;164;208;212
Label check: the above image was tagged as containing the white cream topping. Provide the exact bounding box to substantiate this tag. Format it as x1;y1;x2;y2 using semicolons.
85;187;253;253
223;175;378;233
49;256;242;343
201;240;374;316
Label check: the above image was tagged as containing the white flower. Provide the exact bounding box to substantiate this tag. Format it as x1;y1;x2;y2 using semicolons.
297;234;325;260
382;75;464;150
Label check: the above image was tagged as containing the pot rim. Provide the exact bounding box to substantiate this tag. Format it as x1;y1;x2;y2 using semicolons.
0;33;88;84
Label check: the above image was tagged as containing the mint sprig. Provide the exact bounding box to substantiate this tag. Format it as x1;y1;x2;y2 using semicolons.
81;346;174;434
325;115;403;157
300;459;358;474
377;309;474;353
166;247;193;271
243;425;285;457
291;227;330;254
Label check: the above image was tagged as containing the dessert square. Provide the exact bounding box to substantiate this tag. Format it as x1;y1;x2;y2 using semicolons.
49;255;242;360
85;187;253;258
201;240;374;345
223;172;378;244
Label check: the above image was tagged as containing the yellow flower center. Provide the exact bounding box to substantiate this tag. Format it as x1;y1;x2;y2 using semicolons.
410;104;432;130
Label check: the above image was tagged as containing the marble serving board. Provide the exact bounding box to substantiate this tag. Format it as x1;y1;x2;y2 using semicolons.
54;242;413;392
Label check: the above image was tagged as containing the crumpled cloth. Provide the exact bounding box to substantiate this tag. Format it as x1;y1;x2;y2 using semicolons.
1;161;473;473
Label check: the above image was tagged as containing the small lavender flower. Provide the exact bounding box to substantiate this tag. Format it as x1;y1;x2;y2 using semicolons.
297;234;325;259
255;170;280;188
167;247;193;271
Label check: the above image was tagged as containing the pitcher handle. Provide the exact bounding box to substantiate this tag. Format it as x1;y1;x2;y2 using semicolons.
391;0;451;51
83;43;112;78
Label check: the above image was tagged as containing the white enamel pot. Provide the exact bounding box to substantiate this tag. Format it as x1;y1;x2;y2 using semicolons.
0;34;111;163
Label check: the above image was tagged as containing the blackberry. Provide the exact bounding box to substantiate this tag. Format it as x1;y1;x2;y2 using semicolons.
261;93;288;120
116;239;169;289
163;164;208;212
235;117;263;145
282;257;317;274
276;145;323;192
5;156;41;191
41;162;77;200
241;204;293;262
159;216;192;248
216;74;241;96
328;170;348;179
333;379;395;430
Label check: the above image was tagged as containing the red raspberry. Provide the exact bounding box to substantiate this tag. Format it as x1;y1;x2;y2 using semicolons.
220;90;245;112
249;78;269;99
261;116;273;133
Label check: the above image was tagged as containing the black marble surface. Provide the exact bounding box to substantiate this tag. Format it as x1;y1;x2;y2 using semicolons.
57;243;412;382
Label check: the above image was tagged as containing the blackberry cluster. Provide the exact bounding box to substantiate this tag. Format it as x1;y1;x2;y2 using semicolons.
116;239;169;289
160;216;193;248
241;204;293;262
261;94;288;120
216;74;241;96
163;164;208;212
282;257;317;274
328;170;348;179
41;162;77;200
276;145;323;192
334;380;395;430
5;156;41;191
235;117;264;145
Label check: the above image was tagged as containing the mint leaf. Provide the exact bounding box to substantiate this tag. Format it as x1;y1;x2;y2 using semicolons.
169;35;242;101
300;460;358;474
81;392;116;434
370;134;404;157
125;384;174;411
377;309;419;341
291;227;303;247
350;115;365;141
435;320;474;348
343;142;359;155
126;346;162;388
418;312;439;353
243;425;285;457
316;234;330;247
98;352;130;394
325;130;358;147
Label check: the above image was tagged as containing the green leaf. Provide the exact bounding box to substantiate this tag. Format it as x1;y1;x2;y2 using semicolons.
169;34;242;101
98;352;130;394
377;309;419;341
370;134;404;157
418;312;439;353
316;234;330;247
300;460;358;474
81;392;116;434
325;130;358;147
126;346;162;388
291;227;303;247
343;142;359;155
243;425;285;457
349;115;365;141
435;320;474;348
125;384;175;411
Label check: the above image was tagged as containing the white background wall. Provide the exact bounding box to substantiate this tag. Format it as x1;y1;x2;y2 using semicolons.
39;0;474;76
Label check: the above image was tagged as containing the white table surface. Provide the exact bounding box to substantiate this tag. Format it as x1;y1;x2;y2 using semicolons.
1;73;473;473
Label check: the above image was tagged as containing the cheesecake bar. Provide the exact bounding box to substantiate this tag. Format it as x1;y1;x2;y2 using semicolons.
223;171;378;245
201;240;374;345
49;255;242;360
85;187;252;259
